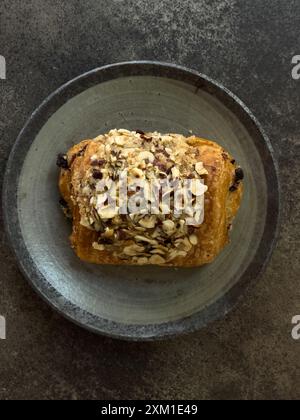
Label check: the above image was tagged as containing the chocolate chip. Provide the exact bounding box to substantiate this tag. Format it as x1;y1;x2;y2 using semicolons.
77;145;87;157
231;159;236;165
142;136;152;142
154;159;168;174
59;198;68;208
68;145;88;167
157;148;170;158
99;237;113;245
56;153;69;169
188;226;195;235
229;185;238;192
222;152;229;161
91;159;106;167
235;167;244;181
117;229;130;240
92;169;103;179
136;129;152;142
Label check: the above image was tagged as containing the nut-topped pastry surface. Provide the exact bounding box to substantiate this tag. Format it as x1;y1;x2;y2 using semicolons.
58;129;243;267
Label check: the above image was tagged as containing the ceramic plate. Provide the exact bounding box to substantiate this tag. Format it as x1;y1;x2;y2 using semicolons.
3;62;280;340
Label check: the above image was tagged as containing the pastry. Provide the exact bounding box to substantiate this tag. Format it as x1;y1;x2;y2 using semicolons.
57;129;243;267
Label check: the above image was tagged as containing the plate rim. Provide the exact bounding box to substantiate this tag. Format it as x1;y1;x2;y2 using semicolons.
2;61;281;341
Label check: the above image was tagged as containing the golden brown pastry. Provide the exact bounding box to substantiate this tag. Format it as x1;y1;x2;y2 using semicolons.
57;129;243;267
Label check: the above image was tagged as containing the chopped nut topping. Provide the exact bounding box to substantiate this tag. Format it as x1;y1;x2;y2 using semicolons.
98;206;119;219
150;248;166;255
138;151;155;163
136;257;149;265
139;215;157;229
195;162;209;176
162;220;176;236
70;129;209;264
123;244;145;256
149;255;166;265
171;166;180;178
189;234;198;246
56;153;69;169
135;235;157;245
131;168;144;178
92;242;105;251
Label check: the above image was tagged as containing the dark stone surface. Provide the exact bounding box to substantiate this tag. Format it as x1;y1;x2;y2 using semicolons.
0;0;299;400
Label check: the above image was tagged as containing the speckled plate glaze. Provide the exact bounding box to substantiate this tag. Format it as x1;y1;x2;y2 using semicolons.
3;62;280;340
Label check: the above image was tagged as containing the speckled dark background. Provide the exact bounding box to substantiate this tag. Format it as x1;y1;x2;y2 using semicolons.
0;0;299;400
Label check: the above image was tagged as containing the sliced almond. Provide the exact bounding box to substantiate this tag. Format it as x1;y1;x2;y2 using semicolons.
139;215;157;229
118;129;131;135
162;220;176;236
168;250;187;261
135;235;157;245
150;248;166;255
151;228;161;239
80;217;93;229
98;206;119;219
149;255;166;265
182;238;192;252
135;226;146;232
189;234;198;246
131;167;144;178
171;166;180;178
195;162;209;175
138;151;155;163
154;244;169;252
136;257;149;265
92;242;105;251
180;237;193;252
115;136;125;146
123;244;145;256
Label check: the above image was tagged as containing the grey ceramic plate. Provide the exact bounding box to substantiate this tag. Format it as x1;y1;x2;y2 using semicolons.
3;61;280;340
